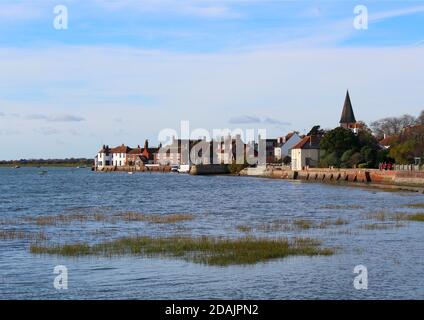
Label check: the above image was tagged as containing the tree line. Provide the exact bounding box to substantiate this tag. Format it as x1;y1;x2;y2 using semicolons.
319;110;424;168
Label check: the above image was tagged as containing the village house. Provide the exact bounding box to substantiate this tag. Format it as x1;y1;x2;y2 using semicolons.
126;140;158;167
216;134;245;164
274;132;302;162
290;135;323;170
154;135;257;166
156;138;204;166
110;144;131;167
96;140;158;169
255;136;278;163
96;145;112;167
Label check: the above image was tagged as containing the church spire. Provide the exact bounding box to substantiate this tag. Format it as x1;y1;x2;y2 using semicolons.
339;90;356;127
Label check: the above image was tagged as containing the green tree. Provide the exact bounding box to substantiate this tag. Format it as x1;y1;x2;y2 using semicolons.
389;140;417;164
320;127;382;168
319;152;340;168
320;127;359;158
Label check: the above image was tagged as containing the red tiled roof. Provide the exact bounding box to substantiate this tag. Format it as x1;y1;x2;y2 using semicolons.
292;135;321;149
285;132;295;141
111;144;131;153
379;136;397;146
128;148;142;155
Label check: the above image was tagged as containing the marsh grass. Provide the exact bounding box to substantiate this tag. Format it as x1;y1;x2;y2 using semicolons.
257;220;292;232
318;218;349;228
404;203;424;209
0;230;47;241
320;204;363;210
115;212;194;224
360;223;404;230
293;219;314;230
406;213;424;222
30;236;335;266
24;212;100;226
22;212;195;226
257;218;349;232
236;225;253;233
365;211;424;223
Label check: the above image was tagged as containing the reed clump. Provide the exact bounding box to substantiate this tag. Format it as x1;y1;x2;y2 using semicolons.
23;212;194;226
257;218;349;232
320;204;363;210
406;213;424;222
0;230;47;240
365;211;424;222
115;212;194;224
30;236;335;266
236;225;253;233
404;203;424;209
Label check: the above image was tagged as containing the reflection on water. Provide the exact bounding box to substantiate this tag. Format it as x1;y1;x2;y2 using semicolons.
0;167;423;299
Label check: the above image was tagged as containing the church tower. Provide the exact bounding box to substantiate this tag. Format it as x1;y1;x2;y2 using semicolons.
339;90;357;130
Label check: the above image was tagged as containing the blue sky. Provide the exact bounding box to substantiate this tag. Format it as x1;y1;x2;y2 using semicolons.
0;0;423;159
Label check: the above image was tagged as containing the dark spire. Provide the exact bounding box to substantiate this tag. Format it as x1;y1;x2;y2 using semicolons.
339;90;356;125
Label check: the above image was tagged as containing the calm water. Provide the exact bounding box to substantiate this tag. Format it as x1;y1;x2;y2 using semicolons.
0;167;423;299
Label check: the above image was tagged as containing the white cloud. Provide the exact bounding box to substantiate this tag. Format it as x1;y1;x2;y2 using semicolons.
0;2;45;22
25;113;85;122
370;5;424;23
229;115;261;124
93;0;241;19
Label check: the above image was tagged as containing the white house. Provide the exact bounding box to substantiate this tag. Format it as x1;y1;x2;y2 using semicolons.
291;135;322;171
275;132;302;161
96;145;112;168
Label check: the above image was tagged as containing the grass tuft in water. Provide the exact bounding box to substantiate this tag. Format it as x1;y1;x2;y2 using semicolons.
320;204;363;210
23;212;194;226
0;230;47;241
404;203;424;209
115;212;194;224
406;213;424;222
360;223;404;230
30;236;335;266
365;211;424;223
236;225;253;233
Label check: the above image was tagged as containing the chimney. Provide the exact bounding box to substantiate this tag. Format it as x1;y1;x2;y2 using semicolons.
144;139;149;150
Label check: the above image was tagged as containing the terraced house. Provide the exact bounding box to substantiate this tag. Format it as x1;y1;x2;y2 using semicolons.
95;140;158;169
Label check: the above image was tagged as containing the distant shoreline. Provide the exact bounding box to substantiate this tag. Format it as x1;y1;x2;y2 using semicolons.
0;159;93;168
0;164;91;168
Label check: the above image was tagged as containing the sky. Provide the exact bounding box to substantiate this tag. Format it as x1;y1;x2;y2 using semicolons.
0;0;423;160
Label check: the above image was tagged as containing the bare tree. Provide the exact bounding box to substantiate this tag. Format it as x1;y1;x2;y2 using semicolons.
417;110;424;125
370;114;417;140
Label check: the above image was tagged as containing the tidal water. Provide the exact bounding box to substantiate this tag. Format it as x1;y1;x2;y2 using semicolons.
0;167;423;299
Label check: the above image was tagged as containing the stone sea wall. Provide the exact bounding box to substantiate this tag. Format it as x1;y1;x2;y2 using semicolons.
240;166;424;191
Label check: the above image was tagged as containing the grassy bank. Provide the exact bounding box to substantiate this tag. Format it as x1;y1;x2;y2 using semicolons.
30;236;335;266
